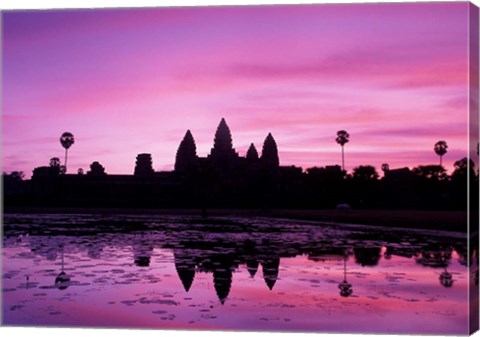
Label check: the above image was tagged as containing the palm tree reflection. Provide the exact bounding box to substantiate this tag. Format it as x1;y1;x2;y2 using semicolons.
439;268;453;288
338;251;353;297
55;245;70;290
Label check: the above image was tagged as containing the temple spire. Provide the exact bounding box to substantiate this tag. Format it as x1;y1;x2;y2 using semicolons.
246;259;259;278
261;133;279;168
213;267;233;305
212;118;234;153
209;118;238;170
174;250;196;292
175;130;197;173
262;257;280;291
246;143;259;163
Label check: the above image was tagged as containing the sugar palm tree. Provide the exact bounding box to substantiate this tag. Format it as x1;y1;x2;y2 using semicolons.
60;132;75;173
336;130;350;171
434;140;448;166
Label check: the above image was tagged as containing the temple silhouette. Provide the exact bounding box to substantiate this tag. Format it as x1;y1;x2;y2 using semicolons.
6;118;306;209
174;118;280;175
3;118;477;212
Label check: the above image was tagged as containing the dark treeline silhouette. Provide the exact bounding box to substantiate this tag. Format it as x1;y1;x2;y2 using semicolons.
3;214;474;303
3;119;478;212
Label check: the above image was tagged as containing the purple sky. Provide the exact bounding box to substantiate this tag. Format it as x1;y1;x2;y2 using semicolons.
1;3;474;177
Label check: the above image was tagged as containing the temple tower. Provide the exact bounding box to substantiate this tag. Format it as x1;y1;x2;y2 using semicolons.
246;143;259;164
261;257;280;290
213;266;233;305
174;250;196;292
209;118;238;171
261;133;279;169
134;153;154;176
175;130;198;173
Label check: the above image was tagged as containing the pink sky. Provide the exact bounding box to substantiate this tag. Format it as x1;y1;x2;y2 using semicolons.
3;244;469;333
1;3;475;177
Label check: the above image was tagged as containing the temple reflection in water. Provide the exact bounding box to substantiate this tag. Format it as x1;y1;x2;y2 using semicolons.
3;214;476;305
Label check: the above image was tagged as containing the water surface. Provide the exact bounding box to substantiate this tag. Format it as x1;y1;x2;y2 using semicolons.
2;214;475;334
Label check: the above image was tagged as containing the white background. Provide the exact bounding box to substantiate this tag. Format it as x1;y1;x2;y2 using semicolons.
0;0;479;337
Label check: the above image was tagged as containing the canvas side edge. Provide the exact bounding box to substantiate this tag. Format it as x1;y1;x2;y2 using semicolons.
468;2;480;335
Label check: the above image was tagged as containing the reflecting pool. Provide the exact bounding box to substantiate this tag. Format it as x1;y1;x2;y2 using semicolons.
2;214;477;334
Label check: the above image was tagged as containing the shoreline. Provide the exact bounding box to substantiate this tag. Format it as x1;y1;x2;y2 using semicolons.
2;207;469;233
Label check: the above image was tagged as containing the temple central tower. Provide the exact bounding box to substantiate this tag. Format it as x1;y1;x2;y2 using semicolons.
209;118;238;171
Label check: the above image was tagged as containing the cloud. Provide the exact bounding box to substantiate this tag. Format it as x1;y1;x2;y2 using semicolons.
225;48;466;90
2;3;471;177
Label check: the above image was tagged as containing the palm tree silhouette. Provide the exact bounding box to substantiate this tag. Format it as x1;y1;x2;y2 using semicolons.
60;132;75;173
434;141;448;166
336;130;350;172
